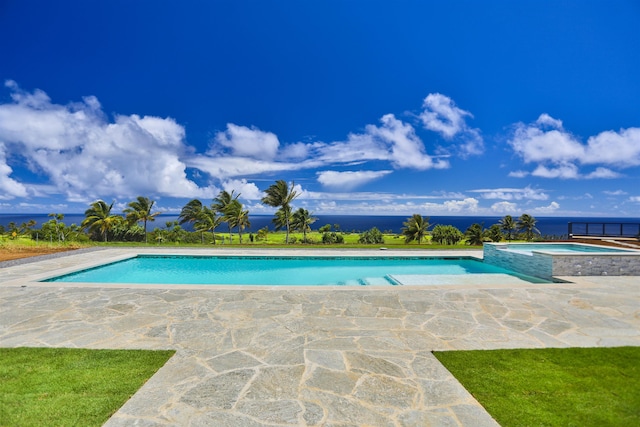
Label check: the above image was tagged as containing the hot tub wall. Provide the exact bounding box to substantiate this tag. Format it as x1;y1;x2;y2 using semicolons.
551;254;640;276
483;244;554;280
484;243;640;279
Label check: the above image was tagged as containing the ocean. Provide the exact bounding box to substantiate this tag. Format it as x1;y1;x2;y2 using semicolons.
2;214;639;238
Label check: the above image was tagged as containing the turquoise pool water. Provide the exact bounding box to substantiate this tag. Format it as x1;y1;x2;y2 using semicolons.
499;243;635;254
43;255;549;286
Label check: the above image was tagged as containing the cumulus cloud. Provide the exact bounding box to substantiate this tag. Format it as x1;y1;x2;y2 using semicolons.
316;170;392;190
314;114;449;170
491;201;518;214
604;190;627;196
0;143;28;199
442;197;479;213
419;93;484;156
630;196;640;203
509;113;640;178
221;178;262;200
532;201;560;214
470;186;549;201
0;81;216;201
213;123;280;160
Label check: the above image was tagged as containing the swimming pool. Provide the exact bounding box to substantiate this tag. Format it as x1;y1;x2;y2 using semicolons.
43;255;550;286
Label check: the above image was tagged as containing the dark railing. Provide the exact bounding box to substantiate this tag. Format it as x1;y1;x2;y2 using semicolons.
568;222;640;239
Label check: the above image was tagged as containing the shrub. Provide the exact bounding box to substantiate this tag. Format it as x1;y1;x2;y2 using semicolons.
322;232;344;244
431;225;463;245
358;227;384;244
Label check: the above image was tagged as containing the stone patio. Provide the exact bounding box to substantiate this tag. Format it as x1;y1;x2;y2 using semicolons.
1;248;639;426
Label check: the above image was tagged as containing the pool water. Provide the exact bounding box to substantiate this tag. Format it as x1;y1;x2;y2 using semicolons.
43;255;549;286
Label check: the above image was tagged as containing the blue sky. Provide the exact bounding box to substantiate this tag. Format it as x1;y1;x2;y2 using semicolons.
1;1;639;217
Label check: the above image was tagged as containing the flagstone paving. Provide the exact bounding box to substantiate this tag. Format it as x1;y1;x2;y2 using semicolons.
1;248;639;426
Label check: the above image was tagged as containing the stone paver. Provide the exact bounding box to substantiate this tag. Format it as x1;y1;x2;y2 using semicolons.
1;248;639;426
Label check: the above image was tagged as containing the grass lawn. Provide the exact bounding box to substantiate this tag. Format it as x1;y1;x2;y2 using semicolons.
0;347;175;427
434;347;640;427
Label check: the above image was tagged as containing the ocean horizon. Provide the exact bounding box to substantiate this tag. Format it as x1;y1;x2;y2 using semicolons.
2;213;640;238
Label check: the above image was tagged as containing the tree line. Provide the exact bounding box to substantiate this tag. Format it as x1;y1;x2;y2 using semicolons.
1;180;542;245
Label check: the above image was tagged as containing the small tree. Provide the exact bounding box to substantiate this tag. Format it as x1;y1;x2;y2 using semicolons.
291;208;317;243
517;213;540;241
464;223;487;246
319;224;331;233
124;196;160;243
261;180;299;244
82;200;120;242
358;227;384;244
499;215;517;241
402;214;430;244
431;225;463;245
487;224;503;242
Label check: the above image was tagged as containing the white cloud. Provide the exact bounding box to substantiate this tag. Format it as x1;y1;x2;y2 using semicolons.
222;178;262;200
187;154;319;180
582;128;640;167
585;167;620;179
531;163;620;180
213;123;280;160
509;114;640;177
419;93;484;156
531;163;580;179
0;82;216;201
604;190;628;196
442;197;479;213
316;170;392;190
368;114;449;169
532;201;560;214
630;196;640;203
420;93;472;138
0;143;28;199
491;201;518;214
535;113;563;129
508;170;529;178
315;114;449;170
470;186;549;201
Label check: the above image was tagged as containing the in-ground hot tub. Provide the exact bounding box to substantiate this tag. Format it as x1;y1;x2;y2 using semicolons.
483;242;640;281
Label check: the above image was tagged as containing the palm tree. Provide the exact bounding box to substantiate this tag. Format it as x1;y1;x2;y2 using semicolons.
194;206;223;244
179;199;205;243
48;213;65;242
225;199;250;243
272;205;291;236
82;200;119;242
213;190;240;241
178;199;203;225
517;213;540;241
402;214;430;244
464;223;487;246
124;196;160;243
291;208;317;243
261;180;299;243
499;215;517;241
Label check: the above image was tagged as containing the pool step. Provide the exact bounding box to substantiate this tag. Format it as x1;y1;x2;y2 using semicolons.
359;276;400;286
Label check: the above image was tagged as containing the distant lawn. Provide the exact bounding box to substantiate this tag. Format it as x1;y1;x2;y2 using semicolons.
0;347;175;427
434;347;640;427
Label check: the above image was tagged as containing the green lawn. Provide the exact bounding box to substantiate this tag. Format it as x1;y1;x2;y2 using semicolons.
0;347;175;427
434;347;640;427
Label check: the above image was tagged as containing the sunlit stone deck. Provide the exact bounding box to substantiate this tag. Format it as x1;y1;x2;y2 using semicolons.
1;248;639;426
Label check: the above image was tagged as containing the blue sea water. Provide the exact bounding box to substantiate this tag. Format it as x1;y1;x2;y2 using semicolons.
2;213;639;237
